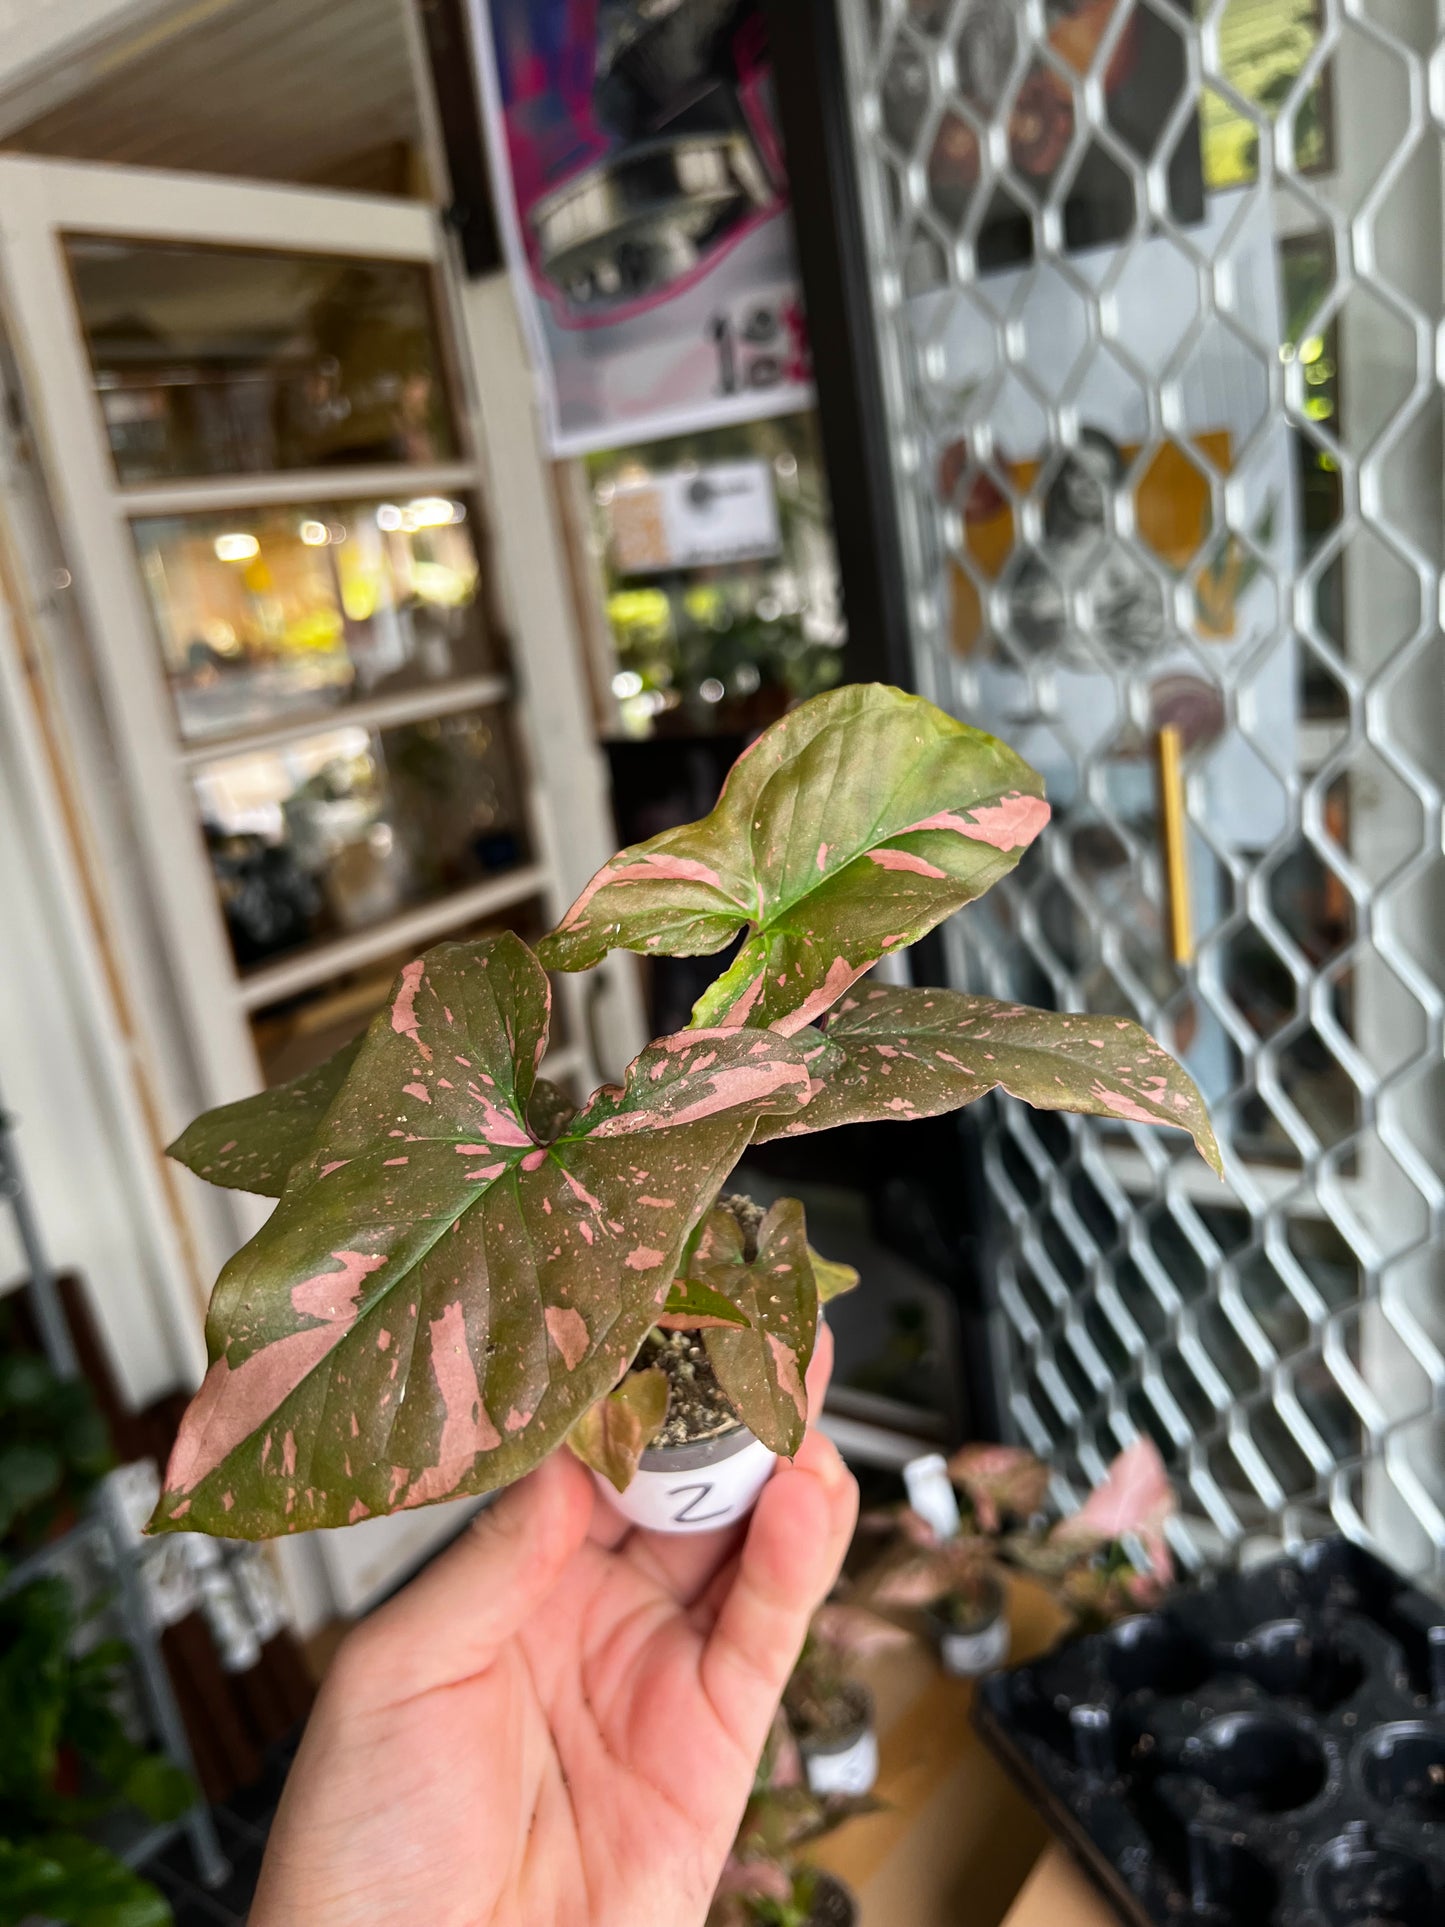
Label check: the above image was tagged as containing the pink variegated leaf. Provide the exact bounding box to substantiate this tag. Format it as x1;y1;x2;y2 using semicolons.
947;1443;1051;1530
1053;1438;1177;1580
168;1035;364;1198
696;1201;820;1457
151;935;822;1539
868;1536;989;1609
713;1859;793;1905
754;987;1221;1176
538;684;1048;1035
565;1368;668;1492
810;1601;912;1661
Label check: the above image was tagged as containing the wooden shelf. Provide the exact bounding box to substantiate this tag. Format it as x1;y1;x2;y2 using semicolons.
235;864;549;1009
179;673;510;765
115;460;478;519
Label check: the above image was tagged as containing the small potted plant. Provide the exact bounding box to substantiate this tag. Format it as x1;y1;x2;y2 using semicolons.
150;684;1217;1542
866;1438;1178;1675
783;1603;909;1798
707;1713;868;1927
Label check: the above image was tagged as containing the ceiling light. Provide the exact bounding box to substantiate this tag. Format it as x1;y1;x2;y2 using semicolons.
213;533;259;562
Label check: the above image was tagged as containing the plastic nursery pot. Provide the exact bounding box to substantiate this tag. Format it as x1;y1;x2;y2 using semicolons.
595;1423;776;1535
806;1871;859;1927
928;1575;1010;1678
798;1680;879;1799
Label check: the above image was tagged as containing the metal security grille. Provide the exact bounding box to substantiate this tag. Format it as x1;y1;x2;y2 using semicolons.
838;0;1445;1576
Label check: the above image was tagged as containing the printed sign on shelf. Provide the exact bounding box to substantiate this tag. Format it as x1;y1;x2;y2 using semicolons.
609;458;781;573
467;0;813;455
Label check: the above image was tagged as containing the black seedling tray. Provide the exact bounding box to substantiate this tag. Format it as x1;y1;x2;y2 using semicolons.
975;1538;1445;1926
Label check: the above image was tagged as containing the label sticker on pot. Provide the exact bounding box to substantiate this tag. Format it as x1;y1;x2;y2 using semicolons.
597;1434;778;1535
940;1614;1010;1677
805;1726;879;1799
904;1453;962;1542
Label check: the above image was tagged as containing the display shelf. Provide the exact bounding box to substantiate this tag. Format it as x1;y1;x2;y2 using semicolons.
113;461;478;519
177;672;511;766
235;863;548;1009
0;1091;228;1889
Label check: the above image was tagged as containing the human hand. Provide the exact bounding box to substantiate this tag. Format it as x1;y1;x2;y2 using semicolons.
250;1329;858;1927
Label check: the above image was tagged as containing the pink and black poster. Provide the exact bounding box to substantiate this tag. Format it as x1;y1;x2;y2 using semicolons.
468;0;813;455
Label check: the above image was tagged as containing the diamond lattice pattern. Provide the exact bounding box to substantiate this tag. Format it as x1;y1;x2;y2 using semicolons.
843;0;1445;1578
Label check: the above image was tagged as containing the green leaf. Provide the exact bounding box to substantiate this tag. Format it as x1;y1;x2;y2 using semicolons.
754;986;1222;1176
0;1834;172;1927
167;1035;364;1198
0;1443;63;1533
150;935;825;1538
808;1247;858;1303
566;1368;669;1492
538;685;1048;1035
698;1201;819;1457
111;1753;194;1826
656;1276;751;1330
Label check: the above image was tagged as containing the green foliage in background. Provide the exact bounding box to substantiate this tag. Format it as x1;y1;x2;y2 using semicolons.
0;1576;192;1927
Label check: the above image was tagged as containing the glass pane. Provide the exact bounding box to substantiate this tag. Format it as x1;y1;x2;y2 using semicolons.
66;239;458;482
134;496;497;744
583;412;844;738
193;707;529;970
248;896;557;1088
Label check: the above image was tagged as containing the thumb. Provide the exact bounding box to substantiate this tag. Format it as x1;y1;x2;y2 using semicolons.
349;1449;596;1699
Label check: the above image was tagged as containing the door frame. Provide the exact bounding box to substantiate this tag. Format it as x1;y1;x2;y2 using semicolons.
0;152;645;1617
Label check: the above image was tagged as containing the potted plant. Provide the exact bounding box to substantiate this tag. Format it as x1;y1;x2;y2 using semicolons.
706;1713;868;1927
150;684;1217;1542
865;1438;1179;1675
783;1603;909;1798
0;1574;193;1927
0;1314;113;1557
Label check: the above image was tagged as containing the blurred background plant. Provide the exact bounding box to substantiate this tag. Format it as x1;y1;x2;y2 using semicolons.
865;1440;1177;1634
706;1710;871;1927
0;1308;112;1563
0;1573;193;1927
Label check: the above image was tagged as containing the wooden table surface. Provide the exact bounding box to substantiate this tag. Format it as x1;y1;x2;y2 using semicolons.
806;1579;1119;1927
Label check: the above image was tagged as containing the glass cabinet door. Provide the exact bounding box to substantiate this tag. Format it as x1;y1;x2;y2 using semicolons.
66;239;457;482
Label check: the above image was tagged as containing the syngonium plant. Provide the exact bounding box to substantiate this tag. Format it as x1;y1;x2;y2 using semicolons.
865;1438;1179;1632
150;684;1219;1539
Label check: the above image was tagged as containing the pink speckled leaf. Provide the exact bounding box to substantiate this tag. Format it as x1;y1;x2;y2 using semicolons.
168;1035;364;1198
694;1200;820;1457
538;684;1047;1035
566;1367;669;1492
754;986;1221;1176
946;1444;1051;1531
151;935;823;1539
1053;1437;1177;1580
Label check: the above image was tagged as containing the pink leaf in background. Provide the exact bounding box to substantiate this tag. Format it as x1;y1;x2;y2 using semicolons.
714;1859;793;1903
812;1602;913;1660
946;1443;1050;1530
1055;1437;1176;1580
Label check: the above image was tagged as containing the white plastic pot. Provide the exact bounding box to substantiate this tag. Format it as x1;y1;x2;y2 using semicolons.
596;1425;776;1534
802;1722;879;1798
930;1580;1010;1677
938;1613;1010;1677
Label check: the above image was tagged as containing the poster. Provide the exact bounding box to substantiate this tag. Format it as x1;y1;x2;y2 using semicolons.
468;0;813;456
